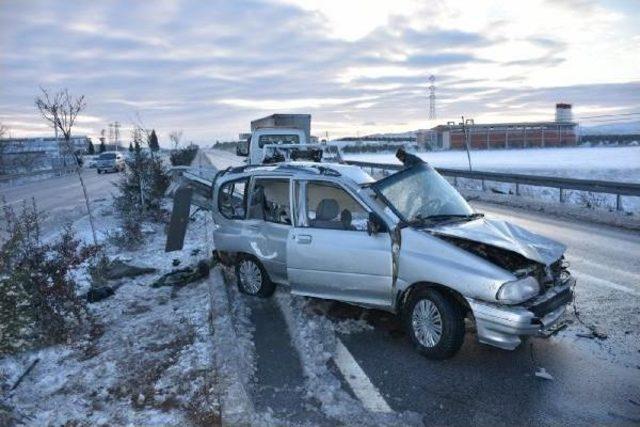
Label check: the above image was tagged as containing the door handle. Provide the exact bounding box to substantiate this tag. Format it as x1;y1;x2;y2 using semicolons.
296;234;312;244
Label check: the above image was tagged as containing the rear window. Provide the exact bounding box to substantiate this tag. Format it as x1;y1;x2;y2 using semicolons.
258;134;300;148
99;153;116;159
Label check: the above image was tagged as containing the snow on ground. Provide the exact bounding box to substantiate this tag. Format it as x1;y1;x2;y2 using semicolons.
345;146;640;183
0;201;221;425
345;146;640;215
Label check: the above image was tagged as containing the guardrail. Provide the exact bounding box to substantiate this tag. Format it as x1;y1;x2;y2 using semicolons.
344;160;640;211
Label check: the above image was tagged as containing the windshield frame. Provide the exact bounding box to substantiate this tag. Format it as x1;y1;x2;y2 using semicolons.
371;163;474;226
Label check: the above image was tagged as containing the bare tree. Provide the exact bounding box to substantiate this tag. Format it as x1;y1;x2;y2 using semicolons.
35;88;98;246
0;122;6;139
169;130;183;150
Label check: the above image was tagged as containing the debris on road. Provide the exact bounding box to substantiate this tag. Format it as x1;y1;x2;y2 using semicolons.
534;367;554;381
540;321;568;338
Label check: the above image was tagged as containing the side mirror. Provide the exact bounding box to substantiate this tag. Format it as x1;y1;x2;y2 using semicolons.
236;140;249;157
367;212;387;236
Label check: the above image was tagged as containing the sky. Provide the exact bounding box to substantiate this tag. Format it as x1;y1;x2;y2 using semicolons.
1;0;639;146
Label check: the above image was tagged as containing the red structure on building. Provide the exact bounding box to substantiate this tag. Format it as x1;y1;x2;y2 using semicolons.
422;104;578;150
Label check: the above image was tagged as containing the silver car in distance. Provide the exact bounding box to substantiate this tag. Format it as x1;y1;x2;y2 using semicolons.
211;159;574;359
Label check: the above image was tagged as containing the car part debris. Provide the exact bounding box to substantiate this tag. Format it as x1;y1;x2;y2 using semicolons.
165;185;193;252
151;260;210;288
534;367;554;381
102;259;157;280
10;358;40;391
572;295;608;340
87;286;115;303
540;321;568;338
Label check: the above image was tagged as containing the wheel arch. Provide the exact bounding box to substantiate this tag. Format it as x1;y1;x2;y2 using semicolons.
397;281;470;316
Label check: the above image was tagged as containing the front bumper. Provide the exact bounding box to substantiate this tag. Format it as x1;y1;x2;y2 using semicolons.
466;276;575;350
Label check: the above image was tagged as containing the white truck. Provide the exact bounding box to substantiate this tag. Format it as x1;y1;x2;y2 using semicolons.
236;114;339;165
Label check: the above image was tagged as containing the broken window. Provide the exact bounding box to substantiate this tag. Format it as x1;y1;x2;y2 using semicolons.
304;182;368;231
258;134;300;148
248;178;291;225
219;178;248;219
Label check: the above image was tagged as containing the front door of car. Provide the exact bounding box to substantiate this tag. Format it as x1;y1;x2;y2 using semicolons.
287;180;394;309
246;177;292;285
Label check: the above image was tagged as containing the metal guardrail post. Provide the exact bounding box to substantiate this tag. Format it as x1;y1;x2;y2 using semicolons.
616;194;622;211
559;188;565;203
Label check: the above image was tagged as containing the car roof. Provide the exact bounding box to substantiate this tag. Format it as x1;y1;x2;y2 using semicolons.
223;161;375;185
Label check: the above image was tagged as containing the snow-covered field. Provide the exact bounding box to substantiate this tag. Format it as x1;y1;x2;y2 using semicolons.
344;146;640;183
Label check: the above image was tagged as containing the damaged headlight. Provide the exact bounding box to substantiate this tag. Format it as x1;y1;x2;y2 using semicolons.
496;276;539;304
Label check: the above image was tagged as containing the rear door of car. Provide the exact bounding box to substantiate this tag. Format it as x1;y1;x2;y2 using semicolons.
286;179;394;309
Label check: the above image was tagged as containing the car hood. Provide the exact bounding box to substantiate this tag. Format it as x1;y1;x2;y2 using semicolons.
430;218;566;265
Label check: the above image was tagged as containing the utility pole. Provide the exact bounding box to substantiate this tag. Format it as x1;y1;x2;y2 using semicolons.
428;75;436;120
460;116;474;171
113;121;121;152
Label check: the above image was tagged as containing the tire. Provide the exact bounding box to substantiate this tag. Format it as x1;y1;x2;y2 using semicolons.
97;169;102;174
403;287;465;359
235;255;275;298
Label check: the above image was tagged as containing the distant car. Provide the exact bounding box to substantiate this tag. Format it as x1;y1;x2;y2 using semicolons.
86;157;98;168
96;152;125;174
210;158;574;359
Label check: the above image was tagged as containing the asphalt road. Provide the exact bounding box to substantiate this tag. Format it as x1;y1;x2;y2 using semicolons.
0;168;120;229
201;150;640;425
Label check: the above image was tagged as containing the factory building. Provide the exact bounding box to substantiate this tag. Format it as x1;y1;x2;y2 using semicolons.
420;104;577;150
0;135;92;173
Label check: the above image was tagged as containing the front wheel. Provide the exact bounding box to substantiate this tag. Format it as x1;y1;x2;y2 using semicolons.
404;288;465;359
235;256;275;298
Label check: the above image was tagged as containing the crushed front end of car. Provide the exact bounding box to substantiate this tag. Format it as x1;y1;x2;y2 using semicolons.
432;219;574;350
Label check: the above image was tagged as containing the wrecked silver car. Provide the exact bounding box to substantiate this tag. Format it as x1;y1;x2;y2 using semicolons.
210;157;574;359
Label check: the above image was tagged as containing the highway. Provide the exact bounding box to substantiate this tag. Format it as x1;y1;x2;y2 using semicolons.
0;168;120;230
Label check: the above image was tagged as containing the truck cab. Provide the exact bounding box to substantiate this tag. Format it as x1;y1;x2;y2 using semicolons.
236;113;312;165
238;127;307;165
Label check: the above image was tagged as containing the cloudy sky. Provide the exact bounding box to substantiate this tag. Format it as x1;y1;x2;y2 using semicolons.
1;0;639;145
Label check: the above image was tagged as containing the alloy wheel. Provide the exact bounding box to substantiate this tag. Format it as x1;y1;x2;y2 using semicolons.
412;299;443;348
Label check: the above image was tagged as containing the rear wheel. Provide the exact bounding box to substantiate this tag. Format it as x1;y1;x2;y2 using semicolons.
404;287;465;359
235;255;275;298
97;169;102;174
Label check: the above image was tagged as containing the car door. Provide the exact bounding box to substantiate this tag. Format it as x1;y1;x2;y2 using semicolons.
287;179;394;309
245;177;292;285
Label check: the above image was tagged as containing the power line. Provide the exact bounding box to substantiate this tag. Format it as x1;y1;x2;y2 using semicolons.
575;111;640;119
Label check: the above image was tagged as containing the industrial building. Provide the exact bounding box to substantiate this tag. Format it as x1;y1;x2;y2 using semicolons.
419;103;577;150
0;135;91;173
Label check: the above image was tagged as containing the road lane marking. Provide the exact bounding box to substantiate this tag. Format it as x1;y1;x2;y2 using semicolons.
334;339;392;413
573;271;640;297
568;255;640;283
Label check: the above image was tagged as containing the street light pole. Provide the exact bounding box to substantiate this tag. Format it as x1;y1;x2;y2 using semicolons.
460;116;474;171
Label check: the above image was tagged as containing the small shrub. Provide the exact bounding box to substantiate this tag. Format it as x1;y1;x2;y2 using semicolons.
0;200;99;355
170;144;199;166
113;137;170;248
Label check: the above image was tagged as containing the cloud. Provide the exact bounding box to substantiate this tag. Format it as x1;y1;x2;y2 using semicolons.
0;0;638;142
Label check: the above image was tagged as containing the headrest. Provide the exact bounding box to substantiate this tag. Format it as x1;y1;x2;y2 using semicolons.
316;199;339;221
